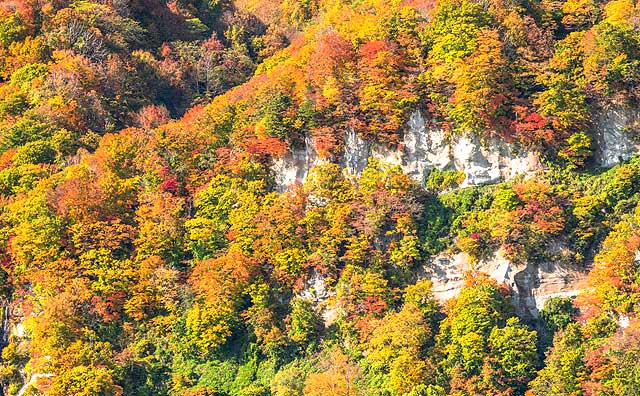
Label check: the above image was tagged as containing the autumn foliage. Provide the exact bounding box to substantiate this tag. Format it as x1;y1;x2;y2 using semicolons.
0;0;638;395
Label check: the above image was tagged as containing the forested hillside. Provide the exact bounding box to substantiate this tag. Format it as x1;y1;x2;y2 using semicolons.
0;0;639;395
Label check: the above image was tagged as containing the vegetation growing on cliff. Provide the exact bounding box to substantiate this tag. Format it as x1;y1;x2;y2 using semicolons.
0;0;638;395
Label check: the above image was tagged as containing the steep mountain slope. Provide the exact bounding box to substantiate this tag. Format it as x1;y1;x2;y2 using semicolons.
0;0;639;395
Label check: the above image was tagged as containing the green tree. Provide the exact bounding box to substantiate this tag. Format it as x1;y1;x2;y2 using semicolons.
540;297;578;334
528;323;586;396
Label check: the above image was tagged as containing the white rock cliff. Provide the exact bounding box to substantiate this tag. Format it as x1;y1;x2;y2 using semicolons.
593;105;640;167
278;105;639;316
419;248;589;320
273;110;543;191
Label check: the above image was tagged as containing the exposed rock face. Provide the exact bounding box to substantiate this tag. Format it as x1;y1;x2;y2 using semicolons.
273;110;542;190
274;105;640;190
364;111;452;181
343;128;371;175
297;270;339;326
302;247;589;326
342;111;542;186
273;134;324;192
0;300;8;350
400;111;452;176
452;135;541;187
17;373;55;396
512;258;589;319
297;270;330;304
420;248;589;319
274;106;639;314
593;106;640;167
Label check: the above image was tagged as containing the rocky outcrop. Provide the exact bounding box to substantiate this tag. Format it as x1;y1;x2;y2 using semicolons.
343;128;371;175
273;110;542;191
451;135;541;187
298;247;589;326
0;300;8;351
297;270;330;304
273;134;325;192
341;111;542;187
274;105;640;190
297;270;339;326
17;373;55;396
420;248;589;320
593;105;640;167
274;105;639;316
